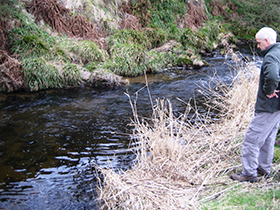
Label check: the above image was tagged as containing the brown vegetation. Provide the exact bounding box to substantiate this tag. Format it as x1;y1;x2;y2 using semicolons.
119;0;151;27
119;13;142;31
26;0;107;49
226;1;240;19
0;50;24;92
180;0;209;29
0;18;8;51
0;18;24;92
119;0;214;32
94;50;280;209
208;0;228;18
27;0;69;33
68;15;107;49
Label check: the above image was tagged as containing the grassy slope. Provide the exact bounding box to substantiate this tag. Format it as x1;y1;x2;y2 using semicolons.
2;0;236;92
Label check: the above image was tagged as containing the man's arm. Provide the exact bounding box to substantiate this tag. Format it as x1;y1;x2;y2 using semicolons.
262;55;280;96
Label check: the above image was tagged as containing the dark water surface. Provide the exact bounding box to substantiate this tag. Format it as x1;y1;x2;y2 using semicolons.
0;45;255;209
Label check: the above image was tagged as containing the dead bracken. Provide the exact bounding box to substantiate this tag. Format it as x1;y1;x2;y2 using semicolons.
26;0;107;49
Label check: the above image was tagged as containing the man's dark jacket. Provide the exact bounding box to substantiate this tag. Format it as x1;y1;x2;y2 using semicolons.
255;43;280;113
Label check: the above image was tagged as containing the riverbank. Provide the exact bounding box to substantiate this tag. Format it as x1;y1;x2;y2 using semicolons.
95;48;280;209
2;0;280;93
1;0;238;92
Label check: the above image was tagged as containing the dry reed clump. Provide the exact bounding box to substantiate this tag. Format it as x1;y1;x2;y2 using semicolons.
95;52;276;209
198;51;259;131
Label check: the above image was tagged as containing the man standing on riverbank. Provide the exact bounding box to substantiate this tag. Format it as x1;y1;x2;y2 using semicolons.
231;27;280;182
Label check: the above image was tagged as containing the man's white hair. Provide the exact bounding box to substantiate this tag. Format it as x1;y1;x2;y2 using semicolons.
256;27;277;43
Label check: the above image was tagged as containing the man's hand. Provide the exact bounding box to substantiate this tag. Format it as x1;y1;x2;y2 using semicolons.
267;90;280;98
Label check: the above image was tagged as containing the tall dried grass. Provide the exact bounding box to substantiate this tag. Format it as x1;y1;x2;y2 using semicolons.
94;50;279;209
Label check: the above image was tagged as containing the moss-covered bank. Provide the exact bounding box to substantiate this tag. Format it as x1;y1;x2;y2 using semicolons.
1;0;280;92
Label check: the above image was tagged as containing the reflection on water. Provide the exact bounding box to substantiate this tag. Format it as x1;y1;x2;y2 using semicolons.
0;46;255;209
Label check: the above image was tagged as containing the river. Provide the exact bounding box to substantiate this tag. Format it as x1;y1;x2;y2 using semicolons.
0;44;255;209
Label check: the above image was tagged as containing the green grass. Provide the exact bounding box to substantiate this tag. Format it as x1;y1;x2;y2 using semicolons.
202;186;280;209
108;29;151;50
202;141;280;210
180;19;221;53
274;145;280;163
70;40;109;65
143;27;168;48
146;50;171;72
22;57;62;91
8;19;56;59
108;42;147;76
0;0;21;20
61;63;82;86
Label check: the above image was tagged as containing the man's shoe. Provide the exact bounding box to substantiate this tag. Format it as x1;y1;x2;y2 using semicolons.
257;168;270;179
230;173;258;183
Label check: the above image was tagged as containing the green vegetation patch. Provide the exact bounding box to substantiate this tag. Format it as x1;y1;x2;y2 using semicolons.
22;58;82;91
108;42;147;76
203;186;280;209
3;0;242;91
0;0;21;20
148;0;187;29
9;21;56;59
108;29;151;50
70;40;109;65
143;27;168;49
274;146;280;163
207;0;280;39
61;63;82;86
180;20;221;53
22;57;62;91
146;50;171;72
